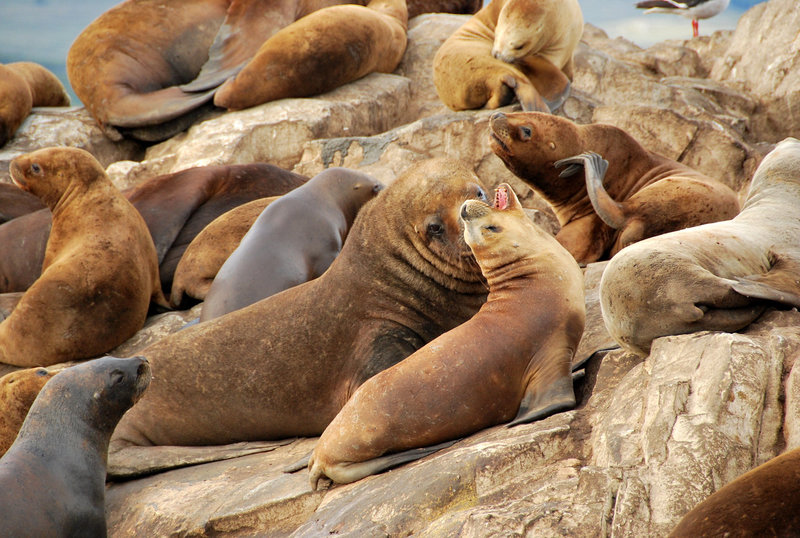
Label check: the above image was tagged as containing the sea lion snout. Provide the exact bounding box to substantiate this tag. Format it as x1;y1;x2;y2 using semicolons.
460;199;491;221
8;159;28;190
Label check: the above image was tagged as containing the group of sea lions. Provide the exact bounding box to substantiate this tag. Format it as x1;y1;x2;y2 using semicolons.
1;0;799;536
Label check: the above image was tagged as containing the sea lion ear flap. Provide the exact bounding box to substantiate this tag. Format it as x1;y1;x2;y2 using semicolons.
494;183;522;211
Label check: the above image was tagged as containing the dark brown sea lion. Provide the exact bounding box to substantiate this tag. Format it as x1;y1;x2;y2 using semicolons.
0;163;307;296
599;137;800;356
213;0;408;110
0;367;57;457
0;62;70;146
489;111;741;264
170;196;278;308
0;356;150;537
0;183;45;224
2;148;167;367
308;183;585;487
432;0;583;113
200;168;383;320
668;445;800;537
108;158;489;476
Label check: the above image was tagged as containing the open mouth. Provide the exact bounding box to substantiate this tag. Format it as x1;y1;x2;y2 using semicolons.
494;186;509;210
489;132;509;154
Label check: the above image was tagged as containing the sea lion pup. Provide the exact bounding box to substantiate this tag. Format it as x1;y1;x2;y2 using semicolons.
2;148;168;367
0;367;57;457
432;0;583;113
213;0;408;110
107;158;488;475
199;168;383;320
0;62;70;146
0;356;150;537
599;137;800;356
668;445;800;537
489;111;740;263
308;183;585;487
170;196;279;308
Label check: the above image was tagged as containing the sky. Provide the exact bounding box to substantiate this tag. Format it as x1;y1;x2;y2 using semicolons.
0;0;766;105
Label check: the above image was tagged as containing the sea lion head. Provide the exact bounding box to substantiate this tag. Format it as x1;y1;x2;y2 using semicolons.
9;147;107;209
492;0;551;63
742;137;800;209
311;167;385;224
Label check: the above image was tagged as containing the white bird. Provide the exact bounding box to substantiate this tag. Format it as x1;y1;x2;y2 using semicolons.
635;0;731;37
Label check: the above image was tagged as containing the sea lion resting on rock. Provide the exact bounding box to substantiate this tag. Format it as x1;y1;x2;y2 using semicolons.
2;148;168;367
214;0;408;110
600;137;800;356
0;367;57;457
107;158;489;476
308;183;585;487
170;196;278;307
489;111;741;264
0;62;70;147
200;168;383;320
0;356;150;537
433;0;582;113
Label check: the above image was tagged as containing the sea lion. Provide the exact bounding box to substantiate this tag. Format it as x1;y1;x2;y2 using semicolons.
213;0;408;110
108;158;488;475
0;183;45;224
0;62;70;147
170;196;278;308
0;367;57;457
0;163;307;296
432;0;583;113
0;356;150;537
599;137;800;356
308;183;585;487
2;148;168;367
200;168;383;320
489;111;741;263
668;445;800;537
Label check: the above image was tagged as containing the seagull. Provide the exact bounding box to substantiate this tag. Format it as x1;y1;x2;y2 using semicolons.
635;0;731;37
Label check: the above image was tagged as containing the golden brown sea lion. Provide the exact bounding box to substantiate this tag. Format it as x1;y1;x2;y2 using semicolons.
213;0;408;110
0;62;70;146
599;137;800;356
432;0;583;113
108;158;489;477
0;356;150;537
2;148;168;367
0;367;57;457
308;183;585;487
200;168;383;320
489;111;741;263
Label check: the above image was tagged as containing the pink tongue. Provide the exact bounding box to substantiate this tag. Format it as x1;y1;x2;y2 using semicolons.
494;187;509;210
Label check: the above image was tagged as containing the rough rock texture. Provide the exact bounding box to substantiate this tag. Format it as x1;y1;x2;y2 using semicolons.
1;1;797;536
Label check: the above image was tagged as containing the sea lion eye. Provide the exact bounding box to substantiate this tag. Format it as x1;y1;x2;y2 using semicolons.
476;187;487;201
519;127;532;141
485;225;502;233
427;222;444;236
110;371;125;386
30;163;42;174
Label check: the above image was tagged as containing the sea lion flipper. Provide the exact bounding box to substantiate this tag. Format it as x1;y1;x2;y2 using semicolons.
730;257;800;308
503;74;551;113
508;374;575;427
517;55;571;112
555;152;626;230
104;86;217;129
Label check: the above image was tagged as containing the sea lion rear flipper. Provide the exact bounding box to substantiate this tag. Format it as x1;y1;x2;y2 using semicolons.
107;439;295;479
508;374;575;427
499;74;550;113
554;152;626;230
730;257;800;308
518;55;571;112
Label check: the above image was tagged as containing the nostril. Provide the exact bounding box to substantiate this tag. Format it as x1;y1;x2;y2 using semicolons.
491;112;506;122
460;204;470;219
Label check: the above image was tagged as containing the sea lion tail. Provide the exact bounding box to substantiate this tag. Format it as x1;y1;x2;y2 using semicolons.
555;152;627;229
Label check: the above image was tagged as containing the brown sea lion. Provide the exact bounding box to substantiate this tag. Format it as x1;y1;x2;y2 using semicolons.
432;0;583;113
0;183;45;224
170;196;278;308
0;62;70;147
213;0;408;110
599;137;800;356
489;111;741;264
2;148;168;367
0;367;57;457
668;445;800;537
108;158;489;476
0;356;150;537
308;183;585;487
200;168;383;320
0;163;307;296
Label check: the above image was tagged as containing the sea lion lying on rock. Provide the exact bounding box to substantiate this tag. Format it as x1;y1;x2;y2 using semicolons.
489;111;741;263
600;137;800;356
0;367;57;457
308;183;585;487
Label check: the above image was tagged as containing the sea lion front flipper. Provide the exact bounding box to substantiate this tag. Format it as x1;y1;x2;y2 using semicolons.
107;439;295;479
103;86;217;129
181;0;294;92
730;256;800;308
508;373;575;427
555;152;626;229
